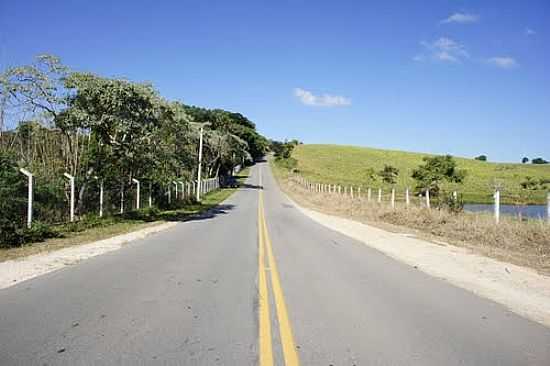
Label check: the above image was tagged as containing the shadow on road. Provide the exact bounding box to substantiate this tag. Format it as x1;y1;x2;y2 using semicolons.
182;204;236;222
240;183;263;190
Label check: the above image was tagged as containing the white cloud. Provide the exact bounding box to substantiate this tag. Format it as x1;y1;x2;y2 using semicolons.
525;28;536;36
294;88;351;107
486;57;519;69
417;37;469;63
441;12;479;24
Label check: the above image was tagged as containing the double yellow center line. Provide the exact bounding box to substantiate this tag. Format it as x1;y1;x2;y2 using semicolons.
258;170;300;366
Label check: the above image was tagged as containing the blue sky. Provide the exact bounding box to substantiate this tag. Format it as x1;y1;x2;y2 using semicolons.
1;0;549;162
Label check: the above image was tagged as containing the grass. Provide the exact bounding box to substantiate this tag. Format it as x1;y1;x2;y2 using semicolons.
271;160;550;274
0;168;250;262
292;144;550;204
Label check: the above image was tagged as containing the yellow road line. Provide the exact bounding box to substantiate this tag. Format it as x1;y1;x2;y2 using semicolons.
259;188;301;366
258;180;274;366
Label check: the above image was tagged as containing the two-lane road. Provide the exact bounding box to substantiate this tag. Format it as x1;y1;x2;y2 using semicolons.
1;162;549;365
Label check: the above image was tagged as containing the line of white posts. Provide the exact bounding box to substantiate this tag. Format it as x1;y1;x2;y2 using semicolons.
292;175;550;225
18;169;221;227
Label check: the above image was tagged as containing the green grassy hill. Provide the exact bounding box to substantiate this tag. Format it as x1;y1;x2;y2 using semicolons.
291;144;550;204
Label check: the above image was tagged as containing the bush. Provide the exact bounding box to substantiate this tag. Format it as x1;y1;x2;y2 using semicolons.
122;206;161;221
275;157;298;171
18;222;59;243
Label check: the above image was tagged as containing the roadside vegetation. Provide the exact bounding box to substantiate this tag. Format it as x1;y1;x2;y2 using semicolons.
270;145;550;274
0;169;249;262
0;54;266;248
290;144;550;204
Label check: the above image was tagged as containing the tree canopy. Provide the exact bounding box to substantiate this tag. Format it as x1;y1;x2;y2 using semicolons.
411;155;466;195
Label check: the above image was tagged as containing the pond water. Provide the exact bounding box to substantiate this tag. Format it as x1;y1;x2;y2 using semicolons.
464;204;548;219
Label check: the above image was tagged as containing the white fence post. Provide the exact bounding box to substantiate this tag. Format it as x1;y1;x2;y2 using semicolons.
64;173;75;222
187;182;191;198
173;181;178;200
120;182;124;214
405;187;410;207
494;189;500;224
149;182;153;208
179;182;185;199
167;185;171;204
132;178;140;210
426;188;430;209
378;188;382;203
453;191;458;202
391;188;395;209
99;179;104;217
350;186;354;199
20;168;33;228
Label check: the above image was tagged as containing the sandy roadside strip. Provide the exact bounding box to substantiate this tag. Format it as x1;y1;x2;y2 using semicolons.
288;195;550;328
0;222;178;290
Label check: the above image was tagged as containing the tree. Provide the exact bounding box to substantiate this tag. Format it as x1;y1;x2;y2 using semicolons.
270;140;295;159
475;155;487;161
411;155;466;196
378;165;399;185
522;157;529;164
531;157;548;165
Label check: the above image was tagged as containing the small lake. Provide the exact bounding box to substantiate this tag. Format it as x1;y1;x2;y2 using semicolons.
464;204;548;219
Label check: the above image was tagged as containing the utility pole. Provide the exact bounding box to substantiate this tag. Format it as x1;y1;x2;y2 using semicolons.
195;122;211;201
197;125;204;202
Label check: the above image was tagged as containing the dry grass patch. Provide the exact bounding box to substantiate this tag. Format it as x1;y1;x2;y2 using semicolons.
276;170;550;275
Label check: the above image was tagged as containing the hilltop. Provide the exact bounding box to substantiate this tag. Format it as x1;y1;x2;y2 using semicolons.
291;144;550;204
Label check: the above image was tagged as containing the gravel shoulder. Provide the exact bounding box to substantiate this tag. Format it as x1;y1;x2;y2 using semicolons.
0;222;178;289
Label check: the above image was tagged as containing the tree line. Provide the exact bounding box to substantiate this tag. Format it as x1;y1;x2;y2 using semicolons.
0;55;268;246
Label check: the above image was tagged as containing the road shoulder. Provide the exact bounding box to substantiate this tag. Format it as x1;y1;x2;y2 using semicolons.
285;193;550;328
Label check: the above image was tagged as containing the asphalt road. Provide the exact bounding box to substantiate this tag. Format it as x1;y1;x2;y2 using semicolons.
1;162;549;365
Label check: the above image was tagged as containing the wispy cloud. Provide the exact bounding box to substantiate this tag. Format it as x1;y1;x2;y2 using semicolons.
525;28;536;36
486;57;519;69
441;12;479;24
417;37;469;63
294;88;351;107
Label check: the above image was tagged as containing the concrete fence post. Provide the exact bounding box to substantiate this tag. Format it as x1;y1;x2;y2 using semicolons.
174;181;179;200
179;182;185;199
338;185;341;195
426;188;430;209
378;188;382;203
149;182;153;208
405;187;410;207
350;186;354;199
391;188;395;209
20;168;33;228
64;173;75;222
167;185;171;205
358;187;361;198
187;182;191;197
132;178;140;210
99;180;104;217
453;191;458;201
494;189;500;225
120;181;125;214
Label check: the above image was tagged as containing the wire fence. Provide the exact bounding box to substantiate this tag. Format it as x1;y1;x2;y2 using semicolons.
290;174;550;224
14;172;222;228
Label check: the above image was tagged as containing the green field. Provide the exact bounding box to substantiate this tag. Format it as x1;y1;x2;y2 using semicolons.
291;144;550;204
